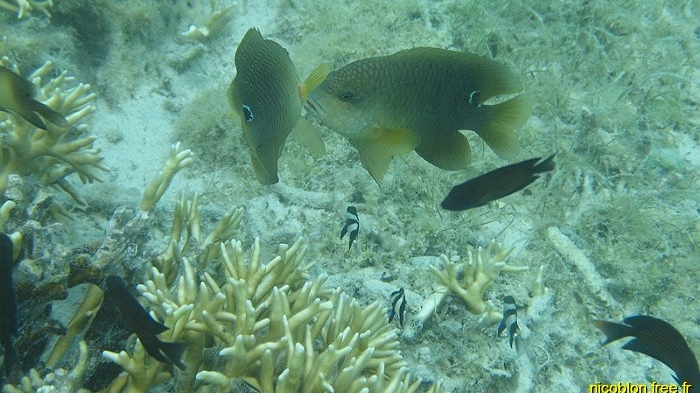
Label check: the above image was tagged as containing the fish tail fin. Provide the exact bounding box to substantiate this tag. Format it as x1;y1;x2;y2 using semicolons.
30;100;69;128
158;339;187;371
471;94;532;160
592;319;636;346
298;64;331;101
533;153;556;174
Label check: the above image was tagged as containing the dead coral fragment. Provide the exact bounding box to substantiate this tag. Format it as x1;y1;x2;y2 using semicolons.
0;58;106;203
0;0;53;19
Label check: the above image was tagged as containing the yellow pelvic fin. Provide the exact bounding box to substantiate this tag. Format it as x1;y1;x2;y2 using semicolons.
473;94;532;160
298;64;331;101
355;127;420;183
291;117;326;157
415;131;472;170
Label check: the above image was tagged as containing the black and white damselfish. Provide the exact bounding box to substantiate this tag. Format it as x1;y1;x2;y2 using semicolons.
441;154;555;211
340;206;359;249
497;295;520;349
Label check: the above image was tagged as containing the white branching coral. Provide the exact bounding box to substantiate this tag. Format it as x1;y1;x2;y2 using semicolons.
102;236;438;393
418;240;529;326
0;0;53;19
0;57;106;204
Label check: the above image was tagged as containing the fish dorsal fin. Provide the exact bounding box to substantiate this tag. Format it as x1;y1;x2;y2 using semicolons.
291;117;326;157
470;94;532;160
298;64;331;101
355;127;420;183
415;130;472;170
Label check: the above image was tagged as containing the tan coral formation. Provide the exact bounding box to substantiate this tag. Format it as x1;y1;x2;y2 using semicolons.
102;236;438;393
417;240;529;326
0;57;106;204
0;0;53;19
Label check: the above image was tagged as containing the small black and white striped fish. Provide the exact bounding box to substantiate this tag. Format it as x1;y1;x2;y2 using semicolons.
340;206;359;249
497;295;520;348
388;288;407;327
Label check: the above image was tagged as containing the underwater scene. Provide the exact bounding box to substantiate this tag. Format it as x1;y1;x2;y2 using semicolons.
1;0;699;392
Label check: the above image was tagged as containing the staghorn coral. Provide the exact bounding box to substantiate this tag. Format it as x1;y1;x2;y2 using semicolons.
102;236;439;393
139;142;193;212
417;240;529;326
0;0;53;19
179;0;235;42
2;341;90;393
0;57;106;204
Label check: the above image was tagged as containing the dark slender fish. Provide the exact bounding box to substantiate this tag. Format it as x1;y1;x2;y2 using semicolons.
107;275;186;370
593;315;700;391
0;65;68;130
340;206;359;249
497;295;519;349
441;154;556;211
0;233;18;379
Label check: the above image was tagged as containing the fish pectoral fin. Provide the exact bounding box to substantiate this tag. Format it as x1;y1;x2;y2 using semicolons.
298;64;331;101
355;127;420;183
415;131;471;170
470;94;532;160
291;117;326;157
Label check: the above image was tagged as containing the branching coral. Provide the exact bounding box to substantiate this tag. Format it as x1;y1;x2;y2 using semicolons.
0;57;106;204
139;142;193;212
2;341;91;393
0;0;53;19
417;240;529;326
179;0;235;42
102;236;438;393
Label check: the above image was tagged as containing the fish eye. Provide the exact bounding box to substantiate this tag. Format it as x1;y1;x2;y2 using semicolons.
469;90;481;107
242;104;254;123
338;91;354;102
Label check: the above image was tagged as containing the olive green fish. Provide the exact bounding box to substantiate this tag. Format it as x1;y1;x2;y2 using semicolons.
0;65;68;130
228;28;328;185
306;48;532;183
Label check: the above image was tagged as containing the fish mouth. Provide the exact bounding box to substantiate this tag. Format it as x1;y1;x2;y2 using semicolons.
304;97;326;118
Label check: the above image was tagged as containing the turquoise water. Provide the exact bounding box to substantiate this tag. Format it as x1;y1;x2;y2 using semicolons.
0;0;698;392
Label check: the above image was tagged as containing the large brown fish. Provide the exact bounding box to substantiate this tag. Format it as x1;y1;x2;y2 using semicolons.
228;28;327;184
0;65;68;130
306;48;532;183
